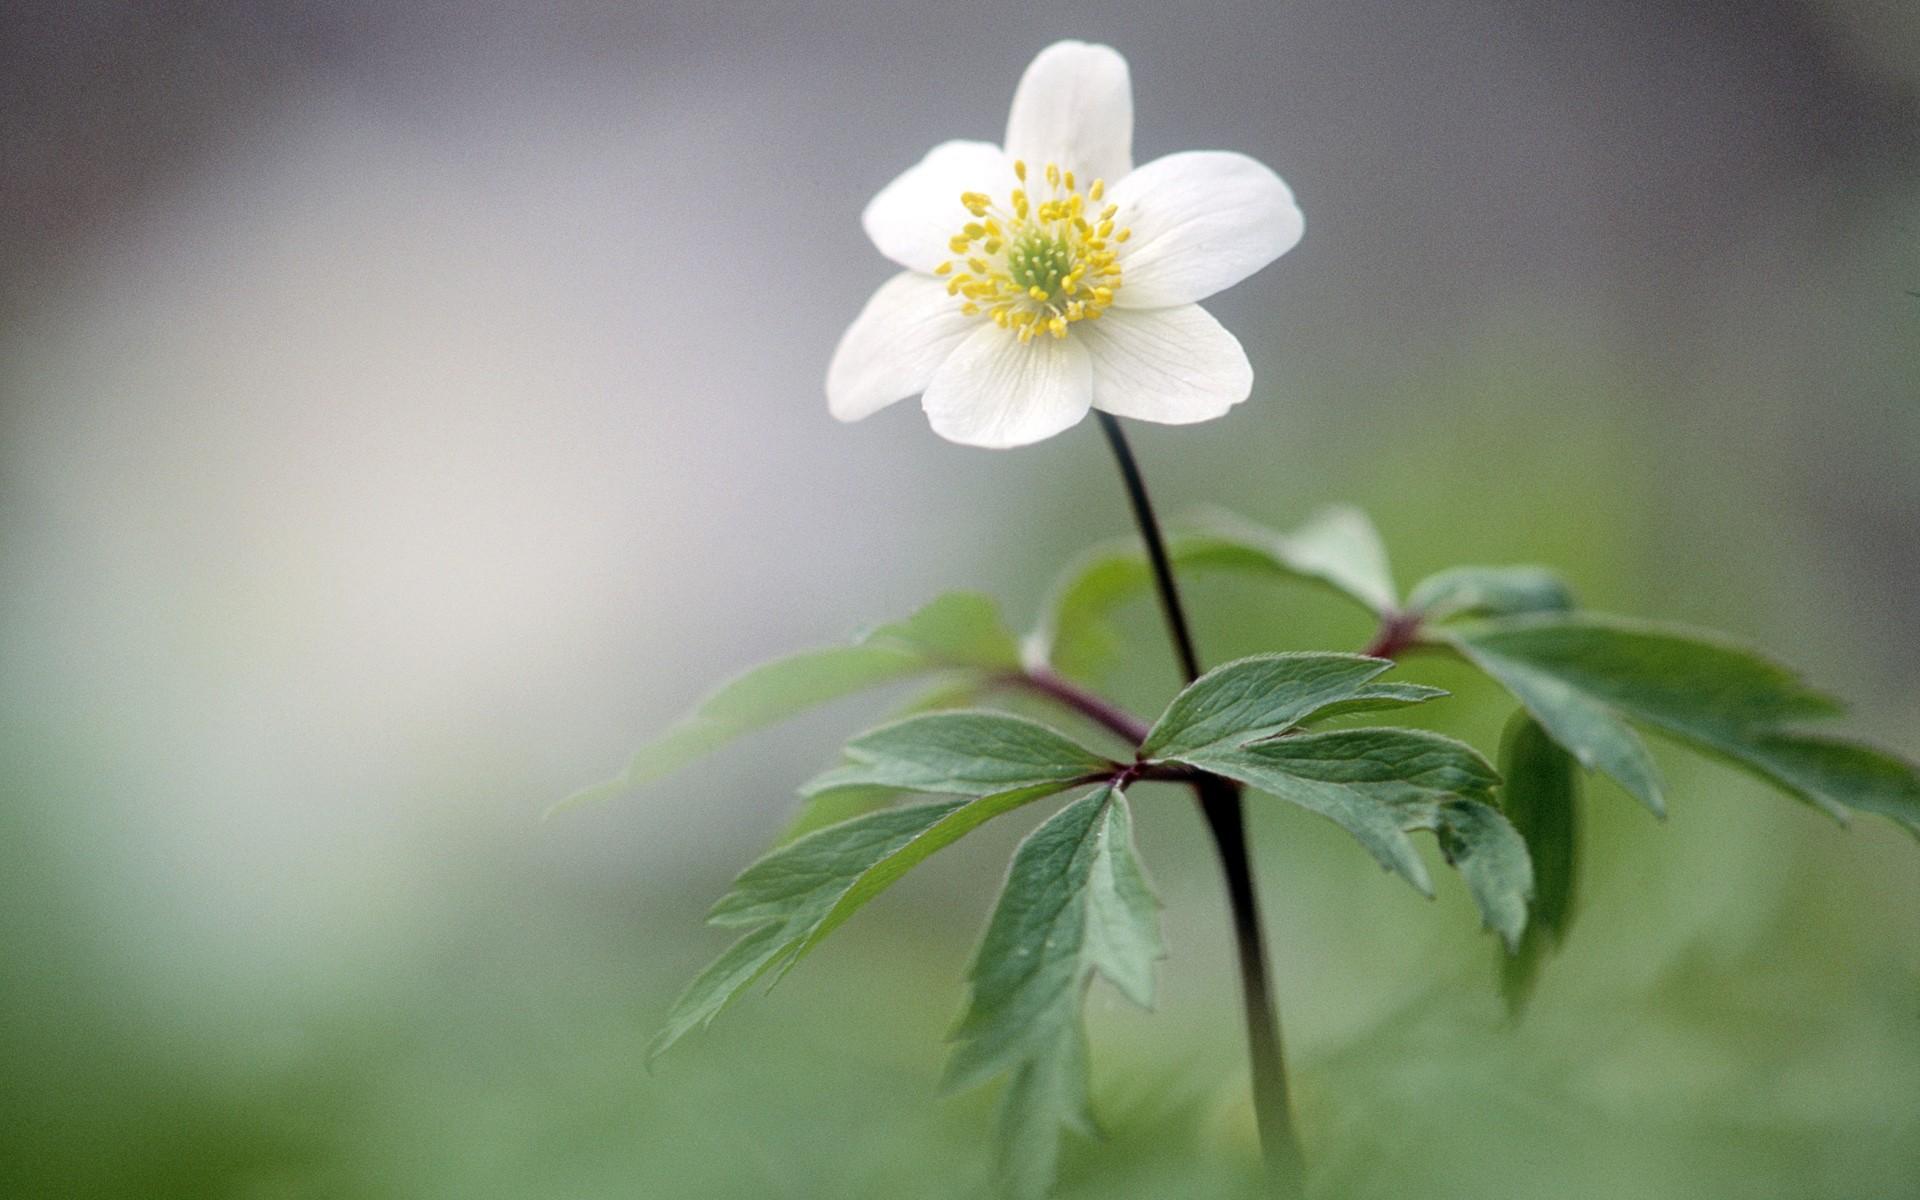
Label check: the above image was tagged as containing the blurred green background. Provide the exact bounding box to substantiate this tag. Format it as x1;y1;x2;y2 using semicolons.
3;2;1917;1197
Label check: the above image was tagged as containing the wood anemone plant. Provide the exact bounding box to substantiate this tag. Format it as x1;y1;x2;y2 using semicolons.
565;37;1920;1200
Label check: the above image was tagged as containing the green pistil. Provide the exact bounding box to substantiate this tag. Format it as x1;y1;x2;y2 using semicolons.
1006;232;1074;296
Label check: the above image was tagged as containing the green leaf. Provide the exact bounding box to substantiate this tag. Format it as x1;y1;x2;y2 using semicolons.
944;787;1162;1200
561;593;1022;809
1175;728;1531;946
1299;681;1451;724
1427;797;1534;952
658;780;1080;1059
1139;653;1394;759
786;780;1079;968
1725;733;1920;836
806;711;1115;796
1033;531;1283;681
708;801;960;928
1450;631;1667;817
777;782;899;844
564;645;926;811
1454;615;1841;735
1444;614;1913;827
866;590;1025;672
652;800;963;1061
1497;712;1581;1013
994;1035;1093;1200
1191;503;1399;616
894;676;995;716
647;924;798;1065
1033;505;1398;681
1406;565;1575;622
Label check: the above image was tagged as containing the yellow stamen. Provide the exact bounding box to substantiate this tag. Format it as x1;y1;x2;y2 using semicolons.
933;158;1130;344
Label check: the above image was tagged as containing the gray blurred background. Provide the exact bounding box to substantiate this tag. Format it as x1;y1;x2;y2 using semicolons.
3;3;1918;1198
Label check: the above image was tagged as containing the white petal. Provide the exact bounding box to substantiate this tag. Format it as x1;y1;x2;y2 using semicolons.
1081;304;1253;425
827;272;976;421
921;324;1093;449
1108;151;1303;309
1002;41;1133;185
862;140;1012;273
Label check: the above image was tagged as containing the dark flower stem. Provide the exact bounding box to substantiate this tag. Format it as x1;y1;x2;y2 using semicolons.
1018;665;1153;745
1094;412;1305;1190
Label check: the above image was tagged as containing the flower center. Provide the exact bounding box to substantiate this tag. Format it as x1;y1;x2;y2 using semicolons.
936;160;1132;344
1006;231;1074;295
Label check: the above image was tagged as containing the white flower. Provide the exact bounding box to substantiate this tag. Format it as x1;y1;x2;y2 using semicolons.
827;40;1304;449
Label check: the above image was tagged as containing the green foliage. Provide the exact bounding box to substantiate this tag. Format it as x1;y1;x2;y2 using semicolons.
805;711;1115;795
784;780;1082;967
650;800;965;1061
1445;614;1920;832
777;782;899;844
1454;615;1842;733
1192;504;1399;616
562;593;1022;809
1032;510;1584;686
1139;652;1394;758
1034;506;1399;682
1301;681;1451;723
943;787;1162;1199
1032;531;1283;681
654;711;1122;1058
1448;625;1668;817
1171;726;1530;947
1117;649;1531;947
655;780;1082;1059
1720;734;1920;837
867;590;1028;672
1497;713;1582;1012
1430;798;1535;953
1405;565;1574;622
616;496;1920;1196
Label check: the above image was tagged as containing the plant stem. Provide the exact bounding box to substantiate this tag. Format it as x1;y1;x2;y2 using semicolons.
1360;611;1423;660
1017;666;1153;745
1094;415;1205;683
1094;412;1305;1190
